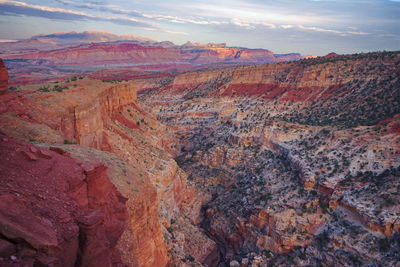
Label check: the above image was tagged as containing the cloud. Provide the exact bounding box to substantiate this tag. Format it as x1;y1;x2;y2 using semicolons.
142;13;224;26
55;0;145;18
296;25;369;36
14;0;370;37
0;0;154;28
0;0;384;44
0;0;89;20
183;2;323;24
164;30;189;36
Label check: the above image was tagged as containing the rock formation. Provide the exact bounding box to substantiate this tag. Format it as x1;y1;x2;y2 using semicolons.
0;76;214;266
0;134;127;266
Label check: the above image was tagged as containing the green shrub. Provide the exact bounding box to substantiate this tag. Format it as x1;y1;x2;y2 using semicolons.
53;85;68;92
38;85;50;92
185;255;195;262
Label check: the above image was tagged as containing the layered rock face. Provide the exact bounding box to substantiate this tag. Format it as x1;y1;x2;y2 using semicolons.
138;51;400;266
0;133;127;266
0;59;8;94
0;76;215;266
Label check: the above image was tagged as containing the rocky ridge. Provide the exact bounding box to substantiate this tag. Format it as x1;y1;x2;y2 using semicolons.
0;133;128;266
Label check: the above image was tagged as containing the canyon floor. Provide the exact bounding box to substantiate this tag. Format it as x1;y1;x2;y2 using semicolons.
0;51;399;266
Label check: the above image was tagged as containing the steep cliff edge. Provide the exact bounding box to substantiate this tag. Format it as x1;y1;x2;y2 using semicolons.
0;133;127;266
0;76;215;266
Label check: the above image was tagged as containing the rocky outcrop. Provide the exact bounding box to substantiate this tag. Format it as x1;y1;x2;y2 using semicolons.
324;52;339;58
0;59;8;94
72;83;137;148
6;80;169;266
0;133;127;266
249;207;326;253
0;80;137;148
0;77;215;266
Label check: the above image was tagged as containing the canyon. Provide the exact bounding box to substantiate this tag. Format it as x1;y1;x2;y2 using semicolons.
0;50;399;266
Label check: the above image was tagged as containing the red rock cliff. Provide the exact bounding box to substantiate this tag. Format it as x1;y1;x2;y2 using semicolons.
0;133;127;266
0;78;211;266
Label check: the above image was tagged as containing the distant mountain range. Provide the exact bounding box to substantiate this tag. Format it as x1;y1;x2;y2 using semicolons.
0;30;154;54
0;30;304;84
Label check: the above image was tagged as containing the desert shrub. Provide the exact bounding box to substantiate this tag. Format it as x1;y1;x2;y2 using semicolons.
378;238;391;252
316;231;330;248
53;85;68;92
38;85;50;92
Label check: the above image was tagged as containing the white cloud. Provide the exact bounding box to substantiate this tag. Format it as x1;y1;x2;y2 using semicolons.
297;25;369;35
0;0;90;16
0;0;155;28
164;30;189;35
142;13;223;26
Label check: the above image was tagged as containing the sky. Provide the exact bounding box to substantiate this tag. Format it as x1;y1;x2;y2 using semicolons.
0;0;399;55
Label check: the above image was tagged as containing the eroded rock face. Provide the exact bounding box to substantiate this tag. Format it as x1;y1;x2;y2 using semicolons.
0;134;127;266
0;59;8;94
0;78;213;266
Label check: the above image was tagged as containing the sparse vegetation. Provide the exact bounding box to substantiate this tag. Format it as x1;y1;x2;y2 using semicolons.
102;79;128;83
38;84;69;92
63;139;77;144
38;85;50;92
